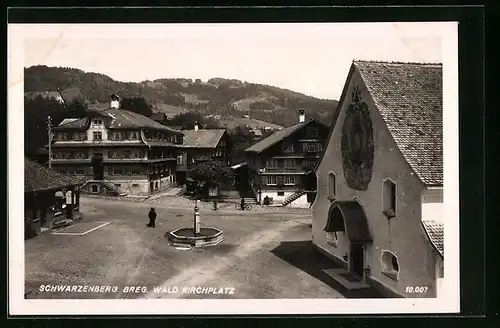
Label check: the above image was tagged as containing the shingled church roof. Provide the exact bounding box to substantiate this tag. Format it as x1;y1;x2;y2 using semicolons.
354;60;443;186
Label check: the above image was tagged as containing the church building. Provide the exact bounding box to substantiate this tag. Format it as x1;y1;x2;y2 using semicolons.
312;61;444;298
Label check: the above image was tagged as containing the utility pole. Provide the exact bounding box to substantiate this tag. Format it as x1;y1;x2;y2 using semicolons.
47;116;52;168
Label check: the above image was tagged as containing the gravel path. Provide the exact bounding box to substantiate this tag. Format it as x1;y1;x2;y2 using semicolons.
25;197;351;299
144;218;298;299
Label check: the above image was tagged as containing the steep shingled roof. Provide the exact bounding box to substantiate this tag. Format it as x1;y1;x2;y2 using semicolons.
245;119;326;153
25;158;85;193
102;108;179;132
53;108;182;134
354;60;443;186
180;129;227;148
422;220;444;257
54;117;87;129
59;118;79;126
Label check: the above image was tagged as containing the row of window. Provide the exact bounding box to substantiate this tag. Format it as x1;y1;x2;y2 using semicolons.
109;131;139;141
144;132;182;143
146;150;175;160
91;118;182;143
327;172;397;216
266;158;317;169
56;167;86;175
52;150;177;160
302;142;323;153
57;130;182;143
52;151;89;159
280;142;323;154
108;166;146;175
109;150;144;159
107;165;172;175
56;164;174;176
265;175;296;186
53;132;87;141
185;150;226;164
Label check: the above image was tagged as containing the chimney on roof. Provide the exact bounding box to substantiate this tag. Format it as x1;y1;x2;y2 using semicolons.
298;109;305;123
110;94;120;109
194;121;199;131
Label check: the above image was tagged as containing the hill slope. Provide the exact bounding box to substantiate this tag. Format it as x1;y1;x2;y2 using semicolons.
24;65;339;127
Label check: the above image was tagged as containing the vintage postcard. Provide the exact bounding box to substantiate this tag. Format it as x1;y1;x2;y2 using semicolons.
8;22;459;315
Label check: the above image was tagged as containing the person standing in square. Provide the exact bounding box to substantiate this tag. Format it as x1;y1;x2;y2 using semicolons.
147;208;157;228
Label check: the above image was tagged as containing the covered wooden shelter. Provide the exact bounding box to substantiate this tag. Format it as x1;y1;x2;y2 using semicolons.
24;157;85;239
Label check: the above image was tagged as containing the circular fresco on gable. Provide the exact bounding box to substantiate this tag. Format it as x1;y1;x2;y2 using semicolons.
341;101;374;191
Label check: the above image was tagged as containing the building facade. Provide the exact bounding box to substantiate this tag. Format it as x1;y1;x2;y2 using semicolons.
245;112;329;207
312;61;444;298
175;123;232;185
49;97;184;196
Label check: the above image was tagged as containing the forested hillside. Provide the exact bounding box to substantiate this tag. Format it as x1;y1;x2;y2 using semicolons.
25;65;339;127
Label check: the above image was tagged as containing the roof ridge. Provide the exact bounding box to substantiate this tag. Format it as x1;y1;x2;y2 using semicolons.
245;118;321;153
182;128;227;132
353;59;442;66
104;107;181;133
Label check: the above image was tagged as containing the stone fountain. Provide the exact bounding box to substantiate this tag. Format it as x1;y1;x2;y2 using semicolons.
166;200;224;248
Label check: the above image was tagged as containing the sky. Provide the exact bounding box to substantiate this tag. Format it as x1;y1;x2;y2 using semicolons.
20;23;449;100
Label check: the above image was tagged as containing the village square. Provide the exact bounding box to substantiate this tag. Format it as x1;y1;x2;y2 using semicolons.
26;194;382;299
24;59;444;300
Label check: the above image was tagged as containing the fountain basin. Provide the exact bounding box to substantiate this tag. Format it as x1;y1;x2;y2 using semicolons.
166;227;224;248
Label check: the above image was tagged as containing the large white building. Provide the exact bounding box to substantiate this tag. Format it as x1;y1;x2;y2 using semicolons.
50;95;184;196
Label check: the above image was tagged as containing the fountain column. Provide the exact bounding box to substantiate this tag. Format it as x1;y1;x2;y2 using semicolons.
193;200;200;234
167;198;223;248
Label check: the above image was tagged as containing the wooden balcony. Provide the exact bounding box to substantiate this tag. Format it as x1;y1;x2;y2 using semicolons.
271;153;321;159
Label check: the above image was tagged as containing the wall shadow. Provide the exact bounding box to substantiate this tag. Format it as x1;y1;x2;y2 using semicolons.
270;240;384;298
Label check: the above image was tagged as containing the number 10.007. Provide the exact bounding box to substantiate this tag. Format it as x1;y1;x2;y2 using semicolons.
405;286;428;293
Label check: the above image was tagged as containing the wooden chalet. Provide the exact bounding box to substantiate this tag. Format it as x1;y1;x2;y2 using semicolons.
244;110;330;207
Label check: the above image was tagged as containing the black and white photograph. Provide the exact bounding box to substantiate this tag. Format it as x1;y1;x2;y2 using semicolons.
8;21;459;315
